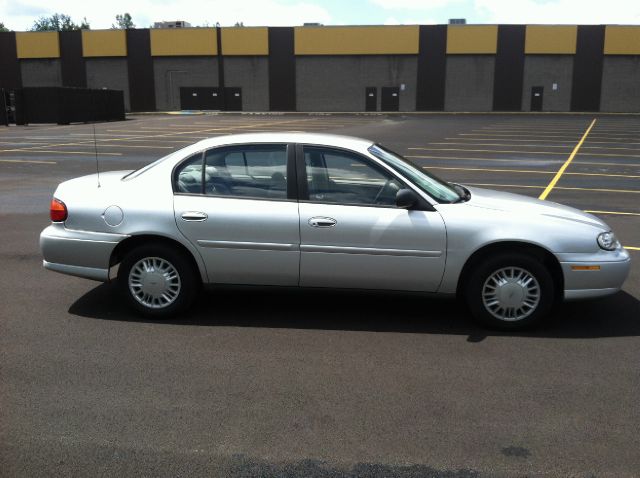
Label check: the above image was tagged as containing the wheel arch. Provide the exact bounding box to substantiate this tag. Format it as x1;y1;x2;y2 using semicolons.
109;234;207;283
455;241;564;301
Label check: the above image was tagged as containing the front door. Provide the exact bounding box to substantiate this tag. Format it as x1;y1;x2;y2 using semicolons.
297;145;447;291
173;143;300;285
381;87;400;111
530;86;543;111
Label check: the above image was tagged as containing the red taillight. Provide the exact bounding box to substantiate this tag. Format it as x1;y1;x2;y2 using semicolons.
50;198;68;222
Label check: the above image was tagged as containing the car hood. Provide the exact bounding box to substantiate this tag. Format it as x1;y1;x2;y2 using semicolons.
461;186;607;229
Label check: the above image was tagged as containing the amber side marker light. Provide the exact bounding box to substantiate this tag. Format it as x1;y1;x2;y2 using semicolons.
50;198;68;222
571;265;601;271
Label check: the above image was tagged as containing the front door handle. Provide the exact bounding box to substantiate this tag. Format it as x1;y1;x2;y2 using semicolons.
181;211;208;222
308;217;337;228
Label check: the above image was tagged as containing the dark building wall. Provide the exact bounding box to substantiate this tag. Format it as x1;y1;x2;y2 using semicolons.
268;27;296;111
445;55;495;111
153;57;219;111
86;58;131;111
0;32;22;89
224;57;269;111
126;29;156;112
493;25;526;111
416;25;447;111
296;56;416;112
570;25;605;112
521;56;573;111
20;60;62;87
59;30;86;87
600;56;640;112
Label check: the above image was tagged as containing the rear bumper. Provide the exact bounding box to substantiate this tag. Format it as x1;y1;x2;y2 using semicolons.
558;248;631;300
40;223;128;282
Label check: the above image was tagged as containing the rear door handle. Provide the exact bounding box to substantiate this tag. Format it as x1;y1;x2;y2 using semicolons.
181;211;208;222
308;217;337;228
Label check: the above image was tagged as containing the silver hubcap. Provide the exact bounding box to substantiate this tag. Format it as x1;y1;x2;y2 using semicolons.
128;257;181;309
482;266;540;322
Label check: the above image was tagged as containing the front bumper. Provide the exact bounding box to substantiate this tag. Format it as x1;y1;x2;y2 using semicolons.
40;223;128;282
557;248;631;300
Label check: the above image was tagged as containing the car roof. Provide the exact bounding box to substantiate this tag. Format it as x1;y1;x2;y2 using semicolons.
191;132;375;152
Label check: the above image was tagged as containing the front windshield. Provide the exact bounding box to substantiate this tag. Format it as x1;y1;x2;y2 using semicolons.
368;144;460;203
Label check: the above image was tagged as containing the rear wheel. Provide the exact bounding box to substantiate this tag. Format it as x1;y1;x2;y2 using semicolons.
118;244;198;317
464;252;555;330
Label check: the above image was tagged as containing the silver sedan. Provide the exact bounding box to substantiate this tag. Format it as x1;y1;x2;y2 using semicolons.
40;133;631;329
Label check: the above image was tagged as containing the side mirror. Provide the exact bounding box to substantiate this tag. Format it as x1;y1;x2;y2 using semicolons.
395;189;419;209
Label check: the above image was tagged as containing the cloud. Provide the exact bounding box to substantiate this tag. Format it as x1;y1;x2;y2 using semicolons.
474;0;640;24
4;2;48;16
0;0;332;30
384;16;437;25
373;0;465;8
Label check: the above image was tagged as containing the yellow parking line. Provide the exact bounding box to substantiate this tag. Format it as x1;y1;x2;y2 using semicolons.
422;165;640;179
0;158;57;164
539;118;597;200
625;246;640;251
585;210;640;216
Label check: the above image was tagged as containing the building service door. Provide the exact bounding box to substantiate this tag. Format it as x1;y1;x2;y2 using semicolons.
530;86;544;111
381;87;400;111
365;87;377;111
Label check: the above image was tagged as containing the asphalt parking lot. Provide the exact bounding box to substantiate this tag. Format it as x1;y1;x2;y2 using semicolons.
1;113;639;477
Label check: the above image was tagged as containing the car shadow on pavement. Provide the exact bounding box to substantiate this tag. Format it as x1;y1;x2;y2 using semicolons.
68;283;640;340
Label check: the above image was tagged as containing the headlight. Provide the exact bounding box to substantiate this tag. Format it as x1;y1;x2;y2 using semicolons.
597;231;620;251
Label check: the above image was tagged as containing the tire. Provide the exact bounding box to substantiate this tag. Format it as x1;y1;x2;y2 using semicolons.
117;244;199;318
463;252;555;330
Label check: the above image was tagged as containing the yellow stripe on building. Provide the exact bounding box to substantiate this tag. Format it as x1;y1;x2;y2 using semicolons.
150;28;217;56
221;27;268;55
525;25;577;54
604;26;640;55
446;25;498;54
16;31;60;59
295;26;419;55
82;30;127;57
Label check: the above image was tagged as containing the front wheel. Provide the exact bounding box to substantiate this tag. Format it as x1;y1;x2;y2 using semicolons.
463;253;555;330
118;244;199;317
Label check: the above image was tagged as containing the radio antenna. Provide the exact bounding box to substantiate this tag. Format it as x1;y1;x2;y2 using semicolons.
93;123;101;188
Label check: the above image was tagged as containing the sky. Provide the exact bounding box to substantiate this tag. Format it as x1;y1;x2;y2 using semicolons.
1;0;639;31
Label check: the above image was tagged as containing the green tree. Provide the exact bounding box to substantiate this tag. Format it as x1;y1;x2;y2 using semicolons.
31;13;90;31
0;21;9;32
112;13;135;29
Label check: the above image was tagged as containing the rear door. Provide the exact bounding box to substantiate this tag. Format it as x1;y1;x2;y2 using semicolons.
173;143;300;286
297;145;447;291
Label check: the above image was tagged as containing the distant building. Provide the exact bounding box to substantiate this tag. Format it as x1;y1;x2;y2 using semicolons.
449;18;466;24
2;24;638;113
153;21;191;29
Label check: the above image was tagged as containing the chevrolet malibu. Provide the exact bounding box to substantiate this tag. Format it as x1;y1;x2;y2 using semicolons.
40;133;630;329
